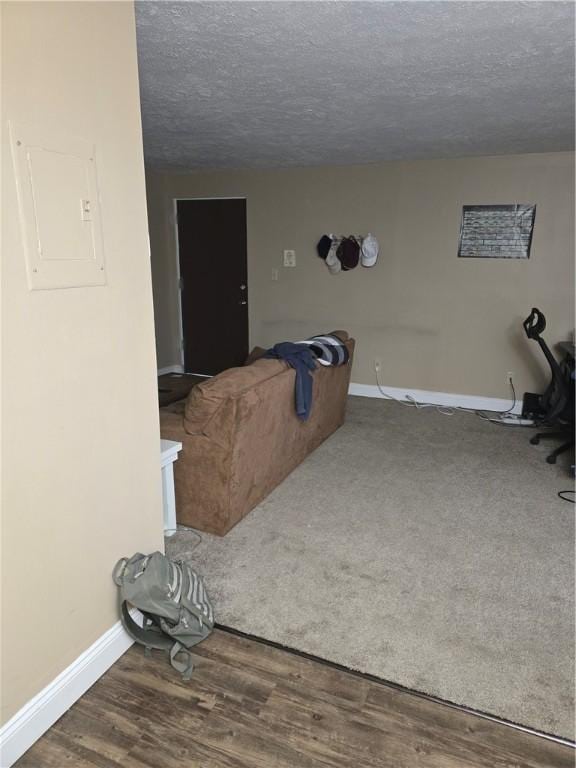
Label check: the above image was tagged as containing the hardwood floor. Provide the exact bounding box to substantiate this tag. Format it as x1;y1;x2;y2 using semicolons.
16;629;574;768
158;373;204;407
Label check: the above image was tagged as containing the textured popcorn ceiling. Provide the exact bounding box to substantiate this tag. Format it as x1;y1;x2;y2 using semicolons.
136;1;575;170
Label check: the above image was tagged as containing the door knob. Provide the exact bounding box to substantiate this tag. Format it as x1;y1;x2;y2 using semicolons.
240;284;246;290
240;300;247;305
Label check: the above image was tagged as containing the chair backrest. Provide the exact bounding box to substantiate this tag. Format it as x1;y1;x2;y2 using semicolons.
523;308;574;423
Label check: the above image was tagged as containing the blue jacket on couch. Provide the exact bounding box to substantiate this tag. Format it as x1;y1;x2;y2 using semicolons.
264;342;317;421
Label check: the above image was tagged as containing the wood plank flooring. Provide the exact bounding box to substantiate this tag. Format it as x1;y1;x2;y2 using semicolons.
158;373;204;407
16;629;574;768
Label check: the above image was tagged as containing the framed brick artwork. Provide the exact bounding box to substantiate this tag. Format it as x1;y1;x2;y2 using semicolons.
458;204;536;259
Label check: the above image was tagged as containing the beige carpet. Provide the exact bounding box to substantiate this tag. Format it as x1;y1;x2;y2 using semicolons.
166;396;575;739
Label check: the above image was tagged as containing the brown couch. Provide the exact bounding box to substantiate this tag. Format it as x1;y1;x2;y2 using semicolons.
159;332;355;536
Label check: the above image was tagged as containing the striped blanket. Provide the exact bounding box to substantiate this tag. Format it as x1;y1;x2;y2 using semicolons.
295;333;350;367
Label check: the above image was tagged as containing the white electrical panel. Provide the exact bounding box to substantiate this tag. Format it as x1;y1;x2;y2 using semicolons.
10;121;106;290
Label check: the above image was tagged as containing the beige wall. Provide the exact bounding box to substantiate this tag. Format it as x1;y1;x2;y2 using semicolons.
148;152;574;400
1;2;163;724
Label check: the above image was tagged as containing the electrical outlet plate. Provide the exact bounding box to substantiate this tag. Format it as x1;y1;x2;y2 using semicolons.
283;249;296;267
374;358;382;371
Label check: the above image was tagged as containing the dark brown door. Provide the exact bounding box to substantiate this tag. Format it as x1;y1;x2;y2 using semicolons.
177;198;248;375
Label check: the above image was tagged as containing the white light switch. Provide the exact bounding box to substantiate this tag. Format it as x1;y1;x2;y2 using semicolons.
283;249;296;267
271;268;279;281
80;198;91;221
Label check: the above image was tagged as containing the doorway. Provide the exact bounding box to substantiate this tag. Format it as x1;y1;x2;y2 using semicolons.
176;198;248;376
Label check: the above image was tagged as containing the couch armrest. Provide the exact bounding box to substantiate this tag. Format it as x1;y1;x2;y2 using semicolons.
160;407;233;535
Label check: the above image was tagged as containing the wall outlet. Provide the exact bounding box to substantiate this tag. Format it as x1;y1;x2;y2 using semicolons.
374;358;382;372
271;268;279;281
283;249;296;267
506;371;514;382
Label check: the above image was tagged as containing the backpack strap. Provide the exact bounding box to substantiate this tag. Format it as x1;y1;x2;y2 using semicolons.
119;602;194;680
169;643;194;681
112;558;128;587
119;601;173;652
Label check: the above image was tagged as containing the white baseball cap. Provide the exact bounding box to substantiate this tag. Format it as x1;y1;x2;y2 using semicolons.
361;233;379;267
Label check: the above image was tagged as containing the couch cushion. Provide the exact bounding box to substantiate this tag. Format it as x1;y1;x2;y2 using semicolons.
161;400;186;416
184;358;287;434
244;346;267;365
159;401;187;442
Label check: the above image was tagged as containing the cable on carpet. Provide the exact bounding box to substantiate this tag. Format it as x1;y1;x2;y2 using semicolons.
164;526;203;560
374;364;521;423
557;490;575;503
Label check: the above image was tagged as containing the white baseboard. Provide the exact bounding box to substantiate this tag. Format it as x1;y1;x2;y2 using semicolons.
158;364;184;376
0;620;134;767
349;382;522;415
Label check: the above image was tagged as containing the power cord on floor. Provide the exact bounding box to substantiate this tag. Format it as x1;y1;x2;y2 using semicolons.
164;526;203;560
557;491;575;503
374;363;520;424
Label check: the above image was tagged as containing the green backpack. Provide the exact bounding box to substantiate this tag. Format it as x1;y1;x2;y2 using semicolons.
112;551;214;680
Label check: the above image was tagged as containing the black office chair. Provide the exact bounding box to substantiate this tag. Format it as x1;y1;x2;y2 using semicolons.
523;308;575;464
